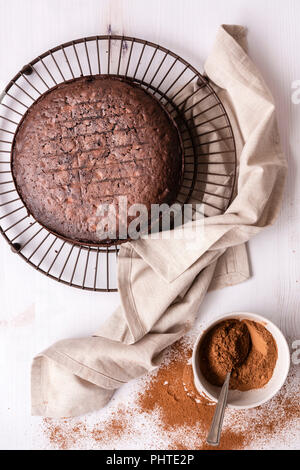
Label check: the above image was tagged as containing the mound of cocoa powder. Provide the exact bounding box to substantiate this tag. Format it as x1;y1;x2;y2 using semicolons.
199;319;278;390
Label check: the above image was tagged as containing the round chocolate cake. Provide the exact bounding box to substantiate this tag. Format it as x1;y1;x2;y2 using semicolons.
12;76;183;244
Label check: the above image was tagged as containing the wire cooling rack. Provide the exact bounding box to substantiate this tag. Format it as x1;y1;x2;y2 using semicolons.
0;35;236;291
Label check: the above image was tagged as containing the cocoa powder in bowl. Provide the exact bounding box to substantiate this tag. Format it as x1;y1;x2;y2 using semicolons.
199;319;278;391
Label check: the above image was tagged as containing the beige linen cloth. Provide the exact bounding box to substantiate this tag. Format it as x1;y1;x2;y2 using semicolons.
31;25;287;417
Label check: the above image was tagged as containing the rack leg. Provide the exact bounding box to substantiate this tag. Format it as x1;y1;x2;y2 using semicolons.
11;242;21;253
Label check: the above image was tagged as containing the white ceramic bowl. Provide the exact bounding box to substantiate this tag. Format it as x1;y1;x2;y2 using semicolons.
192;312;290;409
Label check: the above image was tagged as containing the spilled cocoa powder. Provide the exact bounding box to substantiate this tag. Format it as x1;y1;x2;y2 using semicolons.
43;408;128;450
42;338;299;450
199;319;278;391
137;343;247;450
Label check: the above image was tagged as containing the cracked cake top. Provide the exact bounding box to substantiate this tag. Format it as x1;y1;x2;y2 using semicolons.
12;76;183;244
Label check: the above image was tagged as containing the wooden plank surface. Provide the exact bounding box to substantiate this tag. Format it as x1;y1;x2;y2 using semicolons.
0;0;299;450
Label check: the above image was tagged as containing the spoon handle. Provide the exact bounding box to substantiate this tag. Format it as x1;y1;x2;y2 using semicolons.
206;372;231;446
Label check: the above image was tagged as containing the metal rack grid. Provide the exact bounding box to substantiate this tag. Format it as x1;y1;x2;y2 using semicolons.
0;35;236;291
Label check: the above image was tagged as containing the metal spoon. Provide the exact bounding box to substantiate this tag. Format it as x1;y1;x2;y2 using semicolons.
206;372;231;446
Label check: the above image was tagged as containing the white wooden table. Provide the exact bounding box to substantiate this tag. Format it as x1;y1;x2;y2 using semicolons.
0;0;299;450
